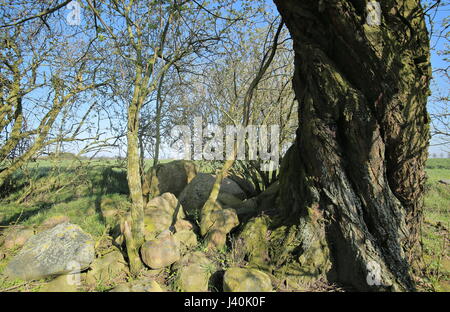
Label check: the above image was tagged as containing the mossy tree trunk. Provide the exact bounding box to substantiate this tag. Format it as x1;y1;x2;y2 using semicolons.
273;0;431;291
125;68;146;274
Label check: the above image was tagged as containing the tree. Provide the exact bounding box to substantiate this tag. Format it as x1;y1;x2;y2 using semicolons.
273;0;432;291
426;0;449;152
86;0;255;274
0;4;106;188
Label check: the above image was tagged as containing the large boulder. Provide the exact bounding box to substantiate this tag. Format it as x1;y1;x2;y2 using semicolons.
173;230;198;254
4;222;95;281
143;192;187;240
141;231;180;269
223;267;273;292
110;279;164;292
150;160;198;197
2;227;34;250
228;175;257;198
113;193;194;246
173;251;215;292
179;173;246;218
237;215;270;267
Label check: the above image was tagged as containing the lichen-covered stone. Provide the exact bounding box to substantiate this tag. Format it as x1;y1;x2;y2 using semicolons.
228;175;257;198
179;173;246;218
201;206;239;250
141;231;180;269
174;219;195;232
173;251;215;292
40;273;80;292
238;216;270;267
85;249;128;286
143;192;186;240
150;160;198;197
223;267;273;292
173;230;198;254
4;222;95;281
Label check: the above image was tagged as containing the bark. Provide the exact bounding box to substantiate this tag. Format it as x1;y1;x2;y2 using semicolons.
145;72;166;200
125;79;146;275
273;0;431;291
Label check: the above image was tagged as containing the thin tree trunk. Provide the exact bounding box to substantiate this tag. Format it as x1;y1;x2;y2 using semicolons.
125;81;145;275
200;20;284;245
146;72;166;199
273;0;431;291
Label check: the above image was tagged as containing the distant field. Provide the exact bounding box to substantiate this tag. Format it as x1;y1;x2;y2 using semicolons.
422;158;450;291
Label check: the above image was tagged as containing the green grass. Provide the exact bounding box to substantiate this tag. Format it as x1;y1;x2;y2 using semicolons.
0;158;129;235
422;158;450;291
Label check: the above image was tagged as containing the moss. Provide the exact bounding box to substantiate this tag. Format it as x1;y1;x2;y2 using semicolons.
238;215;270;268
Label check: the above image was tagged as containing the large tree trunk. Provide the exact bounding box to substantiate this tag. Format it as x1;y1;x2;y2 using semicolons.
273;0;431;291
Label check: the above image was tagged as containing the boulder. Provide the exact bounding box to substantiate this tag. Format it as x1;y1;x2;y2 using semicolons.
4;222;95;281
223;267;273;292
41;273;80;292
174;251;215;292
2;227;34;250
173;230;198;254
228;175;257;198
201;208;239;236
110;279;164;292
85;249;128;286
174;219;195;232
238;216;270;267
143;192;186;240
179;173;246;218
201;205;239;250
141;231;180;269
150;160;198;197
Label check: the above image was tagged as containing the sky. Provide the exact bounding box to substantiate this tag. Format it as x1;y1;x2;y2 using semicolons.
425;1;449;156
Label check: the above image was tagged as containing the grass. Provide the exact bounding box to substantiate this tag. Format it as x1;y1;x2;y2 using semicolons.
0;157;449;292
420;159;450;291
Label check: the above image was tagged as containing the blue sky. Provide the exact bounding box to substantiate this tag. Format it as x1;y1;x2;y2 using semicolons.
425;1;449;156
